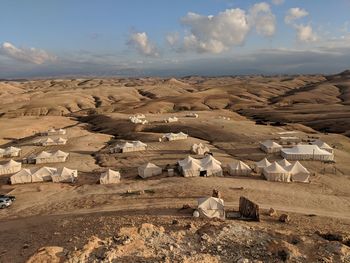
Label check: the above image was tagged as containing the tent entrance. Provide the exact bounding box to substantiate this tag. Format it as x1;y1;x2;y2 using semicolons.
200;170;207;177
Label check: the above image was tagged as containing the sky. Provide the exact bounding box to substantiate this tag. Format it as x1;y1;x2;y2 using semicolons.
0;0;350;78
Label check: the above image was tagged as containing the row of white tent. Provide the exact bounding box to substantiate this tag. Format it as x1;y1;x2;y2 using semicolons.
26;150;69;164
10;167;77;184
0;146;21;158
110;141;147;153
0;160;22;175
256;158;310;183
162;132;188;141
35;137;67;146
41;128;66;136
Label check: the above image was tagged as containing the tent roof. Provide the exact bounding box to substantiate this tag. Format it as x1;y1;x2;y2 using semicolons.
102;169;120;177
264;162;288;173
277;159;291;167
260;140;281;148
139;162;160;170
228;160;251;170
198;197;224;209
5;146;21;152
43;138;54;143
285;161;310;174
57;167;77;176
36;151;51;158
56;137;67;142
12;168;32;177
52;150;69;157
201;155;221;166
32;166;57;176
282;145;333;155
312;140;333;150
182;159;203;170
256;158;271;167
178;156;201;166
1;159;21;167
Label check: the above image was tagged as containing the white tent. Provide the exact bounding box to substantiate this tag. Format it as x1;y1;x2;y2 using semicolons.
0;146;21;158
197;197;225;220
254;158;271;173
138;163;162;179
52;167;78;183
10;169;32;184
31;167;57;182
186;112;198;118
34;150;69;164
181;160;202;177
263;162;291;182
0;160;22;175
201;159;223;177
311;140;333;154
259;140;282;153
178;156;201;166
163;132;188;141
191;143;210;155
111;141;147;153
281;145;334;161
129;116;148;124
100;169;121;184
285;161;310;183
165;116;178;123
277;158;291;167
44;128;66;136
227;160;252;176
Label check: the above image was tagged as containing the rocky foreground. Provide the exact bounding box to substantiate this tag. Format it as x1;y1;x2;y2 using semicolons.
23;213;350;263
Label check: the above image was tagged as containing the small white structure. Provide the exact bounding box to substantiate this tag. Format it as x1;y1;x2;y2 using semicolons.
178;155;222;177
0;146;21;158
254;158;271;173
164;116;178;123
277;158;291;167
100;169;121;184
263;162;291;182
31;167;57;183
42;128;66;136
197;197;225;220
110;141;147;153
279;136;300;145
39;137;67;146
52;167;78;183
34;150;69;164
138;163;162;179
227;160;252;176
311;140;333;154
0;160;22;175
186;112;199;118
259;140;282;153
162;132;188;141
191;143;210;155
129;116;148;124
281;145;334;161
285;161;310;183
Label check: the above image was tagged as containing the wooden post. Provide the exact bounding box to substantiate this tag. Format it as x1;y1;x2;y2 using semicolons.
239;196;260;221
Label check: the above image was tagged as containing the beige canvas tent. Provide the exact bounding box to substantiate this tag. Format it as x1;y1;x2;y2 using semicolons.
31;167;57;182
191;143;210;155
138;163;162;179
178;155;222;177
201;156;223;176
277;158;291;167
100;169;121;184
311;140;333;154
227;160;252;176
285;161;310;183
181;160;202;177
263;162;291;182
259;140;282;153
162;132;188;141
197;197;225;220
281;145;334;161
0;146;21;158
34;150;69;164
40;137;67;146
111;141;147;153
10;169;32;184
52;167;78;183
254;158;271;173
0;160;22;175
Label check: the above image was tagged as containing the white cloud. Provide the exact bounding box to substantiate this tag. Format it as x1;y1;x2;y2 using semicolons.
0;42;56;64
285;8;309;24
180;8;250;53
166;32;179;46
128;32;159;57
249;2;276;37
271;0;284;5
295;24;318;42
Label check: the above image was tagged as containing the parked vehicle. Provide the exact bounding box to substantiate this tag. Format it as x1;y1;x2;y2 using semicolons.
0;195;15;201
0;197;12;209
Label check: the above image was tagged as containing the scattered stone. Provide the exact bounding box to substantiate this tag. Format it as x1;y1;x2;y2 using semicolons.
182;204;191;209
23;244;29;249
212;189;221;199
26;247;64;263
172;219;179;225
279;214;290;223
268;208;277;217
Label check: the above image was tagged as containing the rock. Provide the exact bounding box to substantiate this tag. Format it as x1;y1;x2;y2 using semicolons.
212;189;221;199
172;219;179;225
279;214;290;223
26;247;64;263
268;208;277;217
23;244;29;249
182;204;191;209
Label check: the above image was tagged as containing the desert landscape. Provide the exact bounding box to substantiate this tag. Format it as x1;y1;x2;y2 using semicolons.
0;72;350;262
